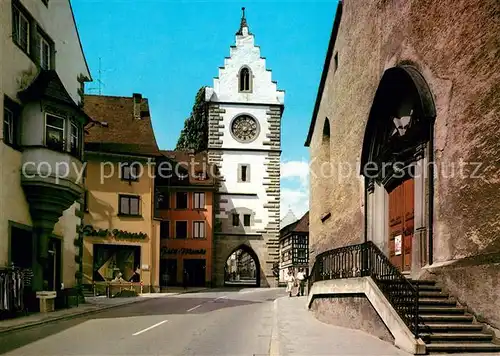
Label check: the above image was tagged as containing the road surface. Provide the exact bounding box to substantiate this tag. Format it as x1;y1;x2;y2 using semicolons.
0;288;284;355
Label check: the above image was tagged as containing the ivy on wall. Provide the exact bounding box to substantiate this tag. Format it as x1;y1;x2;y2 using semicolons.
82;224;148;240
175;86;208;152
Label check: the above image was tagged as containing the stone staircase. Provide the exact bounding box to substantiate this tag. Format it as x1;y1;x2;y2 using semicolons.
410;279;500;354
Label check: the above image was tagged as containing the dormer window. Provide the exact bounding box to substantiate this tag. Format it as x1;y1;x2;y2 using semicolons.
45;113;65;151
239;67;252;92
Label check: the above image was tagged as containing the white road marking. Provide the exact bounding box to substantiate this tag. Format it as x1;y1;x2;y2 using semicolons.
187;304;202;312
132;320;168;336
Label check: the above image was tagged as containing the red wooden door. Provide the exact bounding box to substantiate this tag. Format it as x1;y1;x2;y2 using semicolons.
388;178;414;272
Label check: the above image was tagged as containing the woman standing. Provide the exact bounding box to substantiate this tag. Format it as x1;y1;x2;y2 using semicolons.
285;269;296;297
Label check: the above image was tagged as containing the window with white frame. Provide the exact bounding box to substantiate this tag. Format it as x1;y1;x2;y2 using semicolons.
70;121;80;155
193;221;205;239
45;114;65;151
12;5;30;53
38;33;51;70
121;163;139;182
193;192;205;209
3;108;14;146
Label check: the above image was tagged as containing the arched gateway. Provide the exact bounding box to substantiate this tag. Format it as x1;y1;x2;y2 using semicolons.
361;65;436;276
223;244;261;287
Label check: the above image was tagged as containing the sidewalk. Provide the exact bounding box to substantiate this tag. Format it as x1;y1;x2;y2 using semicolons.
271;296;411;356
0;287;207;335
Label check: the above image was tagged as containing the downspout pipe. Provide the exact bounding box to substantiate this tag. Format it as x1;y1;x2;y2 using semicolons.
428;117;436;265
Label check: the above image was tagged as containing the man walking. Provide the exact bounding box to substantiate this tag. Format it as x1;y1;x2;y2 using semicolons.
296;268;306;296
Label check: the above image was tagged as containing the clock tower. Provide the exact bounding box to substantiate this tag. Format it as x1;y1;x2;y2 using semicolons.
206;8;284;287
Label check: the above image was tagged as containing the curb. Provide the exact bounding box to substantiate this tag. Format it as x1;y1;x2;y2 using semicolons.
269;298;281;356
0;289;208;336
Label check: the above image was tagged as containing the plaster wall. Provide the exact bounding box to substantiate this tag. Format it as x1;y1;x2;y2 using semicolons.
82;159;158;289
207;29;284;105
0;0;89;106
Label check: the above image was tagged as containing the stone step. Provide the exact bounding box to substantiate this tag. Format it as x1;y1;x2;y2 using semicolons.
421;332;493;343
414;284;442;291
419;323;484;333
419;291;450;298
419;306;466;314
418;298;457;306
425;343;500;353
420;314;474;323
408;279;436;286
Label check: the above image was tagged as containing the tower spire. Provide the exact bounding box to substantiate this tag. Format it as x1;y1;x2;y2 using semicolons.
236;6;250;35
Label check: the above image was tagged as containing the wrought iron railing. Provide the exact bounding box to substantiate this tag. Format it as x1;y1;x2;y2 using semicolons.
308;241;420;338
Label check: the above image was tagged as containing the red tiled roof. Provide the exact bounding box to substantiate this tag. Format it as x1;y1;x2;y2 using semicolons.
158;150;218;187
83;94;160;156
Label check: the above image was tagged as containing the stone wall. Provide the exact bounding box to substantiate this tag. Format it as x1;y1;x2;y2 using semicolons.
310;294;394;343
308;0;500;267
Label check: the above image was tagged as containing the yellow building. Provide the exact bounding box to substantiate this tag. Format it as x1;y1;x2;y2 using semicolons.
82;93;161;294
0;0;91;314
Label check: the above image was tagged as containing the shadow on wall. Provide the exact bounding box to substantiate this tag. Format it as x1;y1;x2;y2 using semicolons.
217;188;261;235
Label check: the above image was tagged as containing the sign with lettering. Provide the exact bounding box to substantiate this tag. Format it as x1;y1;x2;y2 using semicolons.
160;248;206;257
394;235;402;256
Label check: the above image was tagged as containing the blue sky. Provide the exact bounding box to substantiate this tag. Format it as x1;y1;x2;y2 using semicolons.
72;0;338;219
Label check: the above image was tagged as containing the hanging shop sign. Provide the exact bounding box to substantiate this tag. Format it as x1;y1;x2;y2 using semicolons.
160;248;206;257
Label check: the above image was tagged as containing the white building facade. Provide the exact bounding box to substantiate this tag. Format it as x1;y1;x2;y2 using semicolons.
206;8;284;287
0;0;91;310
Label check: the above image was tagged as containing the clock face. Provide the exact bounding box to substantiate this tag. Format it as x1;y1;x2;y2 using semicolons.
230;115;259;142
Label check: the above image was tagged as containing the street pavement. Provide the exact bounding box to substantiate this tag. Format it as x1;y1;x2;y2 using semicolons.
4;288;492;356
0;287;281;355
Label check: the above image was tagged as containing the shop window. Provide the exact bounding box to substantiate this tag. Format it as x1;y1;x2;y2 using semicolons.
119;195;141;216
176;192;188;209
193;221;205;239
160;221;170;239
193;192;205;209
175;221;188;239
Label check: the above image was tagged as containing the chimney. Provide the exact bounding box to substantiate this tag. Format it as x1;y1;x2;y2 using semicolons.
132;93;142;120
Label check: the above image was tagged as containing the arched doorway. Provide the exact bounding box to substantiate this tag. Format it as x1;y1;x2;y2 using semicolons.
360;65;436;275
224;244;261;287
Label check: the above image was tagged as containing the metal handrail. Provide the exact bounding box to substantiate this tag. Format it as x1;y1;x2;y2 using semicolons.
308;241;420;338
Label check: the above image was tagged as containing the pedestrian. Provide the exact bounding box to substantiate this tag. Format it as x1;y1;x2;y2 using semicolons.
183;269;189;290
296;268;306;296
285;269;295;297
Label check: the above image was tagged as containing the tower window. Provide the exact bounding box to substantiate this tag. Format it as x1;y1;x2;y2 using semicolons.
239;67;251;92
238;164;250;182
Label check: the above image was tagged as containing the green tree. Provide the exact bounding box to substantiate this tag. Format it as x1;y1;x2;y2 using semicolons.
175;87;208;152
